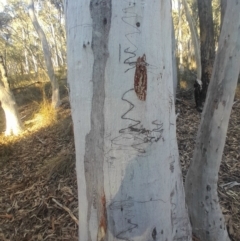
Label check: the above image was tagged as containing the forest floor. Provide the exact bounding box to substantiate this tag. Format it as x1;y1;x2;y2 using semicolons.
0;81;239;241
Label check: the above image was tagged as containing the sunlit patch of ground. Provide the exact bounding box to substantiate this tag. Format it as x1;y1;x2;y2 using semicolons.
0;93;77;240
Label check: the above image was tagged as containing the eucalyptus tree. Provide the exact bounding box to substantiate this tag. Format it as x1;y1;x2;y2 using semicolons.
65;0;192;240
185;1;240;240
0;56;22;135
0;8;23;135
28;0;60;108
197;0;215;110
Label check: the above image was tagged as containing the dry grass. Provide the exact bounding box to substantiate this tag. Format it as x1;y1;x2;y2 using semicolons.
24;99;57;131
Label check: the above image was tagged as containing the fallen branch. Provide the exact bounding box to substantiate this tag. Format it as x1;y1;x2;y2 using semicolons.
52;198;79;226
0;213;13;219
36;135;46;145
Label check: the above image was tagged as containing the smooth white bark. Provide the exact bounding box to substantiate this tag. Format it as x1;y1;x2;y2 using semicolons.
0;57;22;135
65;0;191;240
185;1;240;240
28;0;60;108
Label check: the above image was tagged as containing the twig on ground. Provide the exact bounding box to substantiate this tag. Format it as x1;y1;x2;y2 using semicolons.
52;198;79;226
36;135;46;145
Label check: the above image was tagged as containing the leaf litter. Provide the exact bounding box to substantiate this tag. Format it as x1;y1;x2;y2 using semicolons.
0;88;239;241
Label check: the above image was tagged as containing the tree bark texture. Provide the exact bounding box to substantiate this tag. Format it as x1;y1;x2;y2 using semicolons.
0;56;22;135
185;1;240;240
65;0;191;240
28;0;61;108
182;0;201;80
172;19;178;102
197;0;215;109
220;0;227;30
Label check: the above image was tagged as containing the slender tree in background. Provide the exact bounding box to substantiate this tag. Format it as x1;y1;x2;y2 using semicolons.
196;0;215;111
182;0;201;81
172;19;178;101
0;56;22;135
65;0;191;240
182;0;203;110
185;1;240;240
28;0;61;108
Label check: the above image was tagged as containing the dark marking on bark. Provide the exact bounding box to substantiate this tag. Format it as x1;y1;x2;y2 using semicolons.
161;230;163;234
103;18;107;25
84;1;112;240
206;185;211;191
136;22;140;27
170;162;174;173
152;227;157;240
119;44;121;62
134;54;147;101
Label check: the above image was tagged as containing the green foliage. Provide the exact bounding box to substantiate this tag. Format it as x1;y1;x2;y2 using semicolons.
0;0;66;87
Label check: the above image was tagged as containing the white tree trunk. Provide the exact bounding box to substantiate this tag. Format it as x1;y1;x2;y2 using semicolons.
177;1;184;72
0;57;22;135
32;54;38;74
28;0;61;108
65;0;191;240
22;28;30;74
185;1;240;240
182;0;201;80
50;23;61;68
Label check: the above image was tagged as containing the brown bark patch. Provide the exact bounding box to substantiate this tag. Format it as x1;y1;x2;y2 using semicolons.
134;54;147;101
98;192;107;241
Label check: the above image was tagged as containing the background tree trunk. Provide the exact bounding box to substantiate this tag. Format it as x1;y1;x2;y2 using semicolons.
172;19;178;101
0;56;22;135
185;1;240;240
177;1;184;73
28;0;60;108
65;0;191;240
182;0;201;80
197;0;215;110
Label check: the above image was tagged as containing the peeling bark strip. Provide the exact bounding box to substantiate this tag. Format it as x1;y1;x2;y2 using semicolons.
98;193;107;241
134;54;147;101
84;0;111;240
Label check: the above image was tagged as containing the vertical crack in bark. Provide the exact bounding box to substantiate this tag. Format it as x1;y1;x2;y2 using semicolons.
84;1;112;240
